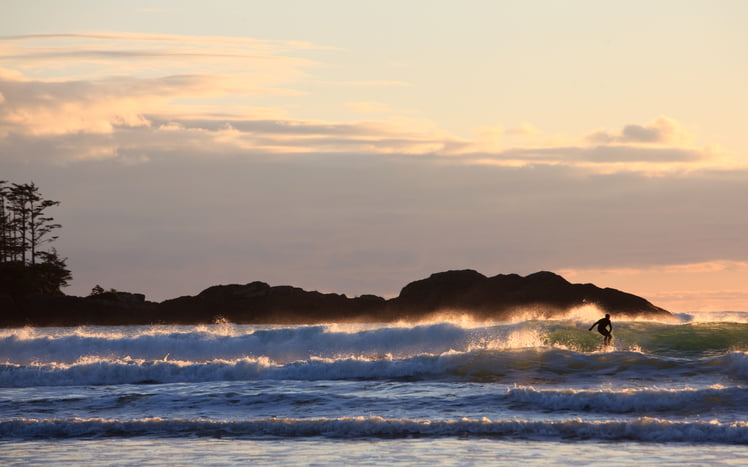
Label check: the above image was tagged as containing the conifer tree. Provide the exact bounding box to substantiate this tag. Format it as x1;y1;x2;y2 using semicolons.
0;181;71;296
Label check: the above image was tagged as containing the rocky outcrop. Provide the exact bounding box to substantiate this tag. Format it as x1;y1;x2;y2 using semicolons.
0;269;671;326
388;270;670;320
157;281;387;324
1;292;159;327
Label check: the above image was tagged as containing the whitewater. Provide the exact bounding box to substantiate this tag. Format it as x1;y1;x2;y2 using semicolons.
2;307;748;465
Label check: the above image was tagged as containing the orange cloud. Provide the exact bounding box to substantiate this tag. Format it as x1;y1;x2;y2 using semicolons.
458;115;735;174
0;32;317;95
587;116;691;145
0;32;737;173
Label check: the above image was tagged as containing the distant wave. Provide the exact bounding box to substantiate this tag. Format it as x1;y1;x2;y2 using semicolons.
3;349;748;388
5;380;746;420
504;385;748;414
3;416;748;444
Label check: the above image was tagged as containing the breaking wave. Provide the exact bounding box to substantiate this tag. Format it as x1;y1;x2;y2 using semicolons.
2;318;748;387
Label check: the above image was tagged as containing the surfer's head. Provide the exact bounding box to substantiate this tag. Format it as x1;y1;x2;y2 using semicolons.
605;314;610;318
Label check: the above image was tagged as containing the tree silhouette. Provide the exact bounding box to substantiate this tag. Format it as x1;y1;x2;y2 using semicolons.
0;181;71;296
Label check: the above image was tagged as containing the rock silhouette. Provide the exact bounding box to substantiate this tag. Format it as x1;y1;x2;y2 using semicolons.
0;269;671;327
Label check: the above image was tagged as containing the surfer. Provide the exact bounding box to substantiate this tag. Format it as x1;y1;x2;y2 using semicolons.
589;314;613;346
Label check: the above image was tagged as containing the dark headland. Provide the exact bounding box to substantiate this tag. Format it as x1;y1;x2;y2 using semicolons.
0;269;672;327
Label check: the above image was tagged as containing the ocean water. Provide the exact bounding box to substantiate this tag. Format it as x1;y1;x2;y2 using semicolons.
2;306;748;466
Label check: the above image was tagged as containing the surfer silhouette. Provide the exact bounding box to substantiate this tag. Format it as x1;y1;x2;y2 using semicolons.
589;314;613;346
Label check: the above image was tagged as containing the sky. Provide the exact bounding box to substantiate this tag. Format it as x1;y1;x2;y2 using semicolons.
1;0;747;312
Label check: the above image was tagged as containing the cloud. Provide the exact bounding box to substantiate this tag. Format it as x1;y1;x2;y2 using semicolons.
587;116;689;145
494;146;703;163
0;32;733;173
0;74;168;136
0;69;727;171
461;115;726;173
0;80;140;137
0;61;469;162
0;65;726;171
0;32;318;93
0;69;311;139
0;33;422;158
0;32;333;56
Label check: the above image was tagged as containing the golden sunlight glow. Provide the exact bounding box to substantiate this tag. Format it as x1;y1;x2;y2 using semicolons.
559;261;748;312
